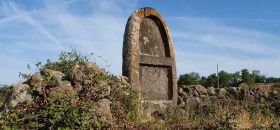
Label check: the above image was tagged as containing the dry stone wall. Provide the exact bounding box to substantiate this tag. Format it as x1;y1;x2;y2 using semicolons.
178;84;280;109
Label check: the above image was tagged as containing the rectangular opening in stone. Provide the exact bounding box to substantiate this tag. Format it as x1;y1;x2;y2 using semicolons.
139;65;173;100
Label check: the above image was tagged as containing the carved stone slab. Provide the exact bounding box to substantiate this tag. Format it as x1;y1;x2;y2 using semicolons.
122;7;177;108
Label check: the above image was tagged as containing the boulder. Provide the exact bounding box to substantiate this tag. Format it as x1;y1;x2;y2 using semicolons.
69;64;84;85
193;85;208;96
273;90;278;96
228;87;237;94
178;87;184;95
181;91;188;99
254;89;263;102
218;88;227;97
42;68;64;86
178;96;185;107
180;85;188;91
49;81;76;100
186;87;199;97
30;73;44;94
11;84;33;107
246;94;255;102
263;91;269;98
31;73;44;83
208;87;216;96
185;97;202;110
1;84;33;111
95;98;112;125
85;62;107;76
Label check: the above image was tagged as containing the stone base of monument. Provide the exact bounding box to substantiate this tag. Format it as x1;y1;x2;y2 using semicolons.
138;100;176;121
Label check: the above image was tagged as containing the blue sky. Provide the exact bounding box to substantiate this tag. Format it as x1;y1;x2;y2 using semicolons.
1;0;280;85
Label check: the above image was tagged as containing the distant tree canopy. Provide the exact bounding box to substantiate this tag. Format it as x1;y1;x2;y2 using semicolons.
178;69;280;88
178;72;200;86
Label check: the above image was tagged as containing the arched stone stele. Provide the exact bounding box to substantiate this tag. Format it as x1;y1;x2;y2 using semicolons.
122;7;177;109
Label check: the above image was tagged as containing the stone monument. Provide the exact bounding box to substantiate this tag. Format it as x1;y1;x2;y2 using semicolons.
122;7;177;111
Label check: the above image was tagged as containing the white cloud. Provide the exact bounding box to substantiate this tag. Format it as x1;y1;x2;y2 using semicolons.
0;0;138;84
0;0;279;85
172;17;280;77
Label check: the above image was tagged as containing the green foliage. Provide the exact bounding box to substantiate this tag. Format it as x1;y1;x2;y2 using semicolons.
218;71;232;88
178;72;201;86
44;49;91;77
1;49;280;129
199;76;207;87
241;69;255;87
0;50;139;129
0;85;12;104
0;99;101;129
179;69;279;88
206;73;217;88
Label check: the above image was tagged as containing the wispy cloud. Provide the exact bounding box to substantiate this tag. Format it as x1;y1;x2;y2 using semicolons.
0;0;136;84
171;17;280;77
6;2;63;49
0;0;279;85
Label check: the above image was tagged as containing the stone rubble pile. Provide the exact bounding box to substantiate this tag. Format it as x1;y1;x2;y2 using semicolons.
178;84;280;109
0;62;131;127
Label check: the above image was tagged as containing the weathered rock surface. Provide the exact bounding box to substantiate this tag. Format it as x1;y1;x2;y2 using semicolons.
69;64;84;85
49;80;76;100
30;73;44;94
1;84;33;111
43;68;64;86
178;84;280;109
208;87;216;96
96;98;112;125
185;97;202;109
193;85;208;95
218;88;227;97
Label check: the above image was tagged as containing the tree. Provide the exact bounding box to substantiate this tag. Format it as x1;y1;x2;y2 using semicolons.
200;76;208;87
219;71;232;88
266;77;279;83
252;70;266;83
178;72;201;86
241;69;255;86
206;73;217;88
230;71;241;87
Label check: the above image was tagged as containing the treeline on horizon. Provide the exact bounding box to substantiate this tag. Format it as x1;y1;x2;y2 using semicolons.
178;69;280;88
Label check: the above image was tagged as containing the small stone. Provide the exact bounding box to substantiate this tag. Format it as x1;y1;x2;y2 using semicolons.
31;73;44;82
178;87;184;95
178;96;185;107
181;91;188;99
69;64;84;85
208;87;216;96
218;88;227;97
246;94;255;102
42;68;64;79
31;73;44;94
273;90;278;96
263;91;269;98
185;97;202;110
95;99;112;125
49;81;76;100
86;62;107;76
42;68;64;86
